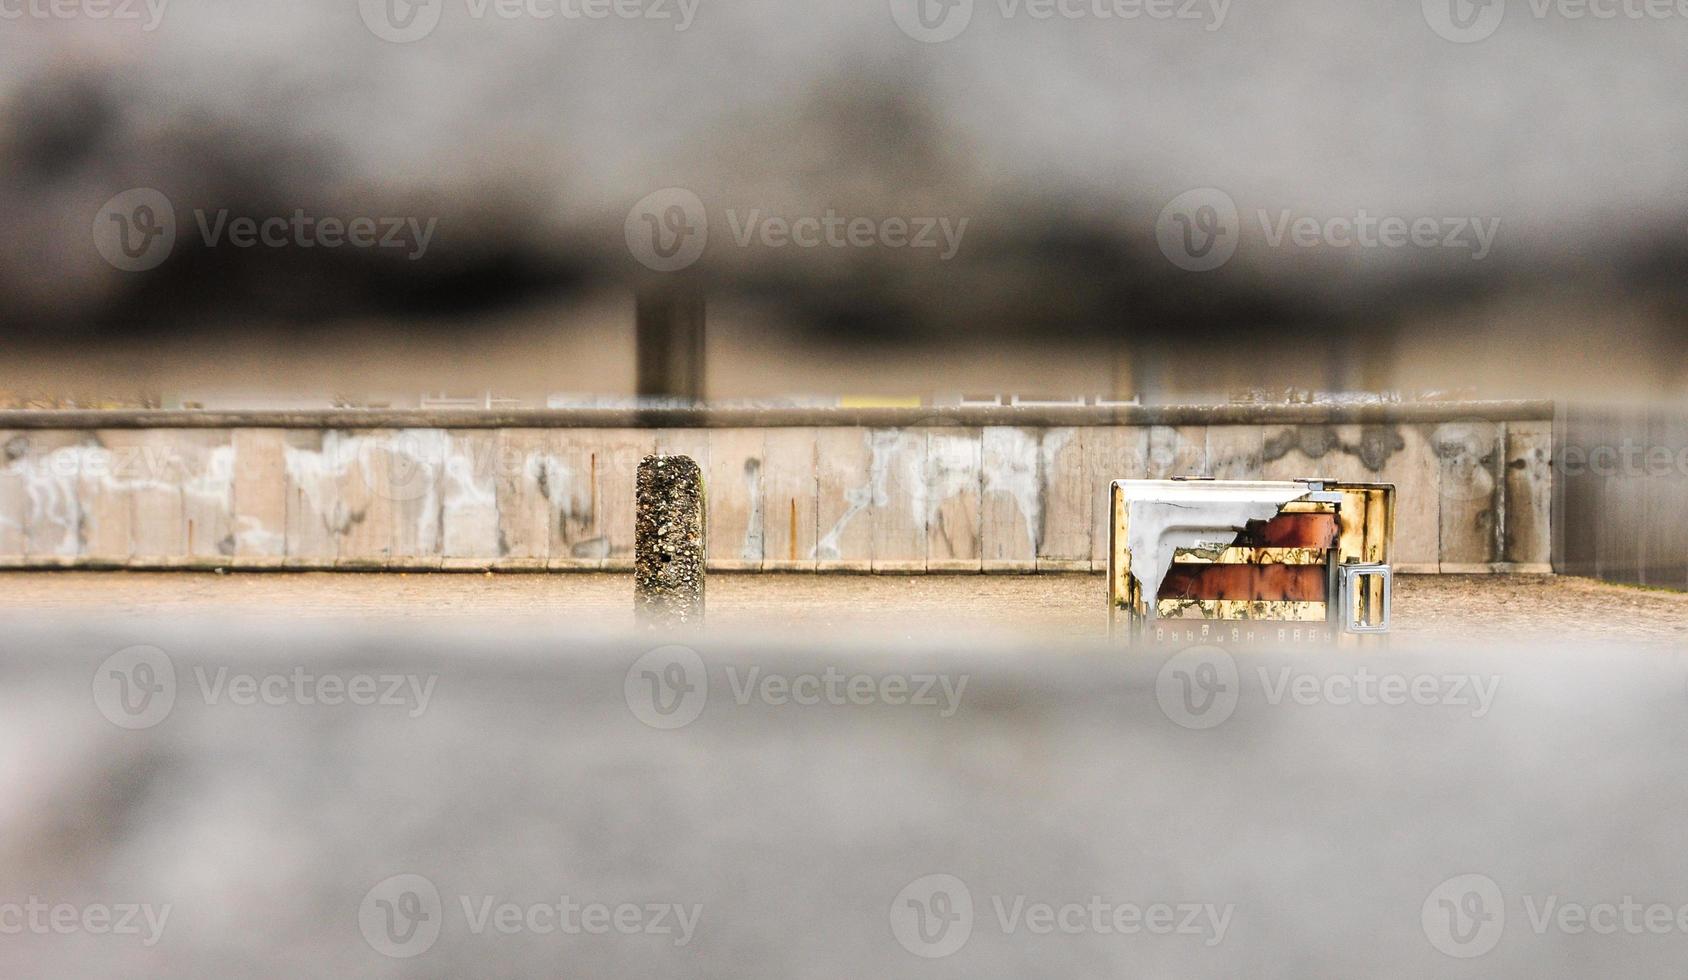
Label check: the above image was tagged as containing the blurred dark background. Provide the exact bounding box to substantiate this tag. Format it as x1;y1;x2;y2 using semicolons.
2;0;1686;403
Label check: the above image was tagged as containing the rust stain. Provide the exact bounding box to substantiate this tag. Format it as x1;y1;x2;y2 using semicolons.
1240;512;1339;549
1158;563;1327;602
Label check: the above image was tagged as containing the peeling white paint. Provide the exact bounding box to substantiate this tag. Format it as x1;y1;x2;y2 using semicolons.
4;441;242;558
185;447;236;508
15;447;81;557
276;430;453;548
235;515;286;556
815;434;873;561
984;427;1051;554
441;436;499;555
816;430;921;560
1036;428;1076;552
283;434;357;537
880;429;928;525
533;453;590;527
1117;479;1310;605
924;431;979;526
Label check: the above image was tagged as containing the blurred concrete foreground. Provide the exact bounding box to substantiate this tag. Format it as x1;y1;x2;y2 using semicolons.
1;619;1686;976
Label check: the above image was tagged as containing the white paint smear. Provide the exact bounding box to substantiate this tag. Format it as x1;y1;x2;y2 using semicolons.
1117;480;1311;606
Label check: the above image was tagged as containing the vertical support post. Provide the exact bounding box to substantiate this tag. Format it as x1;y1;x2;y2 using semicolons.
635;284;706;403
635;454;706;630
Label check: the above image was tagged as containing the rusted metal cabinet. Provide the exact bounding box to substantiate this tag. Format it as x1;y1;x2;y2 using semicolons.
1108;478;1394;647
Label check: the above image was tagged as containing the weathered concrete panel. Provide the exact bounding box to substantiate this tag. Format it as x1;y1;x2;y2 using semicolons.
1261;422;1441;572
981;427;1039;572
870;428;927;573
597;429;659;570
762;428;818;571
17;431;82;563
1386;425;1443;573
128;429;186;563
78;431;135;564
231;428;288;563
440;430;502;565
0;432;25;562
704;428;765;571
925;426;981;572
1585;410;1643;584
333;429;394;568
283;429;344;567
494;429;551;568
387;429;447;570
1261;424;1375;485
1433;420;1504;572
1205;425;1264;481
1146;424;1207;478
1085;427;1148;570
178;428;235;565
1503;420;1552;571
1642;411;1688;589
541;428;601;569
815;428;872;572
1037;428;1089;571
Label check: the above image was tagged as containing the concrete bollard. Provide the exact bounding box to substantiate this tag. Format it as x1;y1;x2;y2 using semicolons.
634;454;706;630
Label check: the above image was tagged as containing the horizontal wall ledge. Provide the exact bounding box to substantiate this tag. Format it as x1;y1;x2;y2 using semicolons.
0;400;1554;430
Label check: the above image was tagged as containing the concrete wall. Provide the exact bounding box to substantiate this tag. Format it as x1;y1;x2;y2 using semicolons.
1555;405;1688;589
0;403;1553;572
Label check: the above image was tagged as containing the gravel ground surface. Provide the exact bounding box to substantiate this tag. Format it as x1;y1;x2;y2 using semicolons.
2;571;1684;648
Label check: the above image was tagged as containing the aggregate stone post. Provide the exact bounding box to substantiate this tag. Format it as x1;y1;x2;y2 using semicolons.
635;454;706;630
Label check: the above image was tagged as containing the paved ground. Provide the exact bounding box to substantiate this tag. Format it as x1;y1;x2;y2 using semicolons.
5;574;1688;975
3;571;1684;648
11;621;1688;977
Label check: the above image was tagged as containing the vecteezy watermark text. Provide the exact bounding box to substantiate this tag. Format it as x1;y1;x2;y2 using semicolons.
94;189;438;272
889;873;1232;958
1156;646;1500;730
1560;440;1688;478
1423;872;1688;958
193;665;437;717
0;0;168;30
1257;209;1499;261
358;0;699;43
725;209;969;261
625;188;970;272
359;873;701;958
890;0;1230;43
459;896;701;945
1155;188;1502;271
93;645;438;729
0;899;171;947
1423;0;1688;43
624;646;968;729
194;210;437;260
1154;186;1498;271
